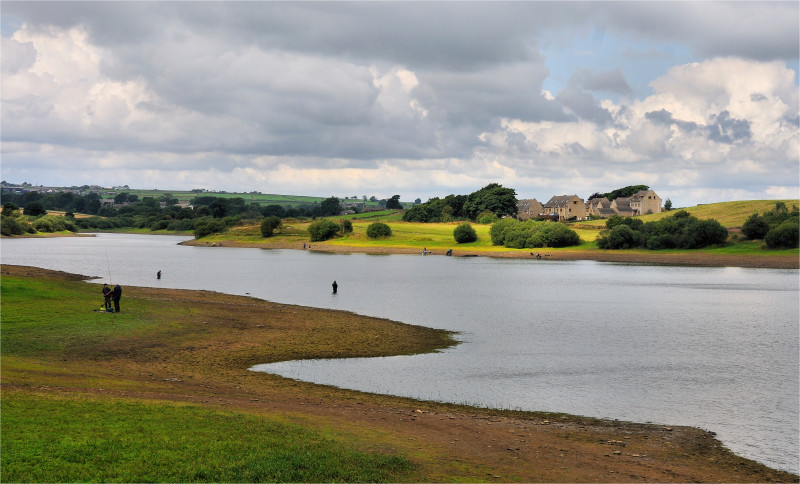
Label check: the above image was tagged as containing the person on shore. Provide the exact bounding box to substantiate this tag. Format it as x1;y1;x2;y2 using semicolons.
157;270;161;279
111;284;122;312
102;283;112;311
332;280;338;294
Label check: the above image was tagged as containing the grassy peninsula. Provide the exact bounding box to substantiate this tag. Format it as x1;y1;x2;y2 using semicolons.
183;200;799;269
2;265;797;482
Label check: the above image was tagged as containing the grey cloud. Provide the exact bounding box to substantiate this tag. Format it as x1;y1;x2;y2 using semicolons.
645;109;752;144
645;109;700;133
0;37;36;74
592;2;798;61
707;111;751;144
556;85;613;125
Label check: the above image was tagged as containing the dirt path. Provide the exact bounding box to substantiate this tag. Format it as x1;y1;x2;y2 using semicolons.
3;265;797;482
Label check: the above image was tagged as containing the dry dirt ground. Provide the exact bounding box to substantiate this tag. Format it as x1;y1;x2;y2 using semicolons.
2;265;798;482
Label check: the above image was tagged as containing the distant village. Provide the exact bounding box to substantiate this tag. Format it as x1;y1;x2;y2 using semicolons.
517;189;663;221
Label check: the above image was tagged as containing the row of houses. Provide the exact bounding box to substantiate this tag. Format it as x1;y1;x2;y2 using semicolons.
517;189;663;221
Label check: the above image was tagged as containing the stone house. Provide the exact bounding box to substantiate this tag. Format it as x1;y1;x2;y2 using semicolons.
516;199;544;220
629;189;662;215
586;197;616;218
543;195;587;221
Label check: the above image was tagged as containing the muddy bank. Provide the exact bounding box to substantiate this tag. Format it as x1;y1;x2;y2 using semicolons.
182;238;799;269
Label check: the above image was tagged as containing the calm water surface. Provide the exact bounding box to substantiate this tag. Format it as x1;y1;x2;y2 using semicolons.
2;233;798;473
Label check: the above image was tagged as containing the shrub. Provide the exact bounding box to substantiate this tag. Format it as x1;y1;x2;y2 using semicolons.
597;224;640;249
366;222;392;239
477;211;499;224
260;216;282;237
1;215;30;236
193;218;226;239
742;213;770;239
150;220;170;231
765;219;799;249
543;223;581;247
489;218;517;245
340;219;353;234
308;219;340;241
453;222;478;243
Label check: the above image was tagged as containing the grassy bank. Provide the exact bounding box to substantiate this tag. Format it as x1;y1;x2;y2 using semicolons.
2;265;797;482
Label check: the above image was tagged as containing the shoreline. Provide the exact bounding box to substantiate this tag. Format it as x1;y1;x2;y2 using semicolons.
182;238;800;269
2;264;798;481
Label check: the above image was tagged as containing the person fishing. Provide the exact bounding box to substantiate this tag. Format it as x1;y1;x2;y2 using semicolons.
102;283;112;311
111;284;122;313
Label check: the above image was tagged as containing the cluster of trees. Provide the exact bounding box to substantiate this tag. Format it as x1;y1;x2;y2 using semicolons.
490;218;581;248
0;189;353;238
596;211;728;250
403;184;517;223
741;202;799;249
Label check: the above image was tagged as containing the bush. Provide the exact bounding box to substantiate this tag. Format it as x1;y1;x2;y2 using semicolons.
260;216;282;237
340;219;353;234
308;219;340;242
476;211;499;224
489;219;580;248
453;222;478;243
489;218;518;245
742;213;770;239
193;218;226;239
597;224;640;249
1;215;30;236
765;219;799;249
543;223;581;247
366;222;392;239
150;220;170;231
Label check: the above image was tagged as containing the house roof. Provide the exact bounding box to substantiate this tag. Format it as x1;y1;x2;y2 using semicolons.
544;195;581;208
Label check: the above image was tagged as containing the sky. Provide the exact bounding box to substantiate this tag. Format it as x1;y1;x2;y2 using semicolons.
1;1;798;207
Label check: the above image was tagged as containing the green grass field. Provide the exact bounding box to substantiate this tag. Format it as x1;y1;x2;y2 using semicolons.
0;274;421;483
3;392;410;483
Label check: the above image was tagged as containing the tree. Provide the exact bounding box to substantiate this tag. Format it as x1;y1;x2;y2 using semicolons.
453;222;478;243
340;219;353;234
765;219;800;249
3;202;17;217
366;222;392;239
114;193;129;204
414;198;422;205
24;202;46;217
318;197;342;217
307;219;339;241
461;183;517;220
386;195;402;210
260;216;282;237
742;213;770;239
664;198;672;211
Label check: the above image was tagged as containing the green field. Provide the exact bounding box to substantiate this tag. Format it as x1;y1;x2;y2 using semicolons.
191;199;798;260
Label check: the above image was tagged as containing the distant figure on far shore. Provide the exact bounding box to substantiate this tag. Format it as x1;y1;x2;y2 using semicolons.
157;270;161;279
332;280;338;294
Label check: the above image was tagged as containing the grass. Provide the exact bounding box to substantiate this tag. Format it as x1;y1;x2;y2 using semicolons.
188;199;798;263
2;391;411;483
0;272;454;483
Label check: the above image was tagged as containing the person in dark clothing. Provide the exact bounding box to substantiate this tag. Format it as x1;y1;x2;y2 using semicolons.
102;283;112;311
157;270;161;279
332;280;338;294
111;284;122;312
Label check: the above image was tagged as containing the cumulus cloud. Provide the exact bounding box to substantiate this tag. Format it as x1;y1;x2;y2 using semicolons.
1;2;797;206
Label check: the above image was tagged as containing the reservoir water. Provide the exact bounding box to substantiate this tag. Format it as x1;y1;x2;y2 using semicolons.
1;233;798;473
